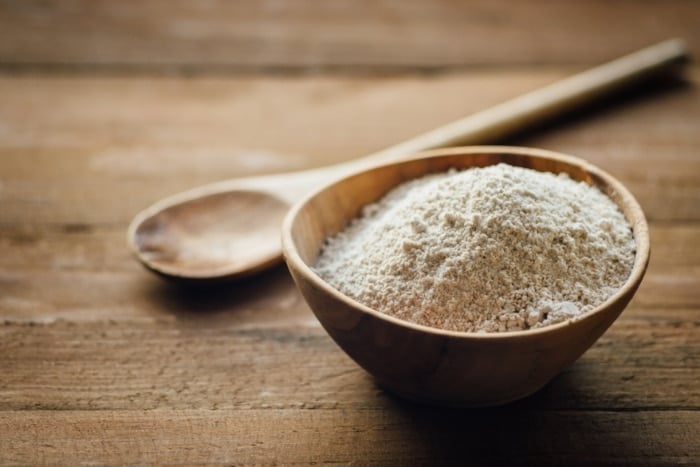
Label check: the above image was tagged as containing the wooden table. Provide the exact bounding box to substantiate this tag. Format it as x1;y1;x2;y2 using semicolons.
1;2;699;464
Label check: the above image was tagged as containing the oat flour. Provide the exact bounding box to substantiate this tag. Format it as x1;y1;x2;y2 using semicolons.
314;164;636;333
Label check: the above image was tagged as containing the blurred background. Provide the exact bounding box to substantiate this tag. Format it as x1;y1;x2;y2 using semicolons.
0;1;697;71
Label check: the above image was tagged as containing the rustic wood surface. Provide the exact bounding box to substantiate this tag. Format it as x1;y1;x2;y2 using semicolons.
1;1;699;464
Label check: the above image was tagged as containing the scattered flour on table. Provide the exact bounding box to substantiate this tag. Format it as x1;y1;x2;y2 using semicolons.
314;164;636;333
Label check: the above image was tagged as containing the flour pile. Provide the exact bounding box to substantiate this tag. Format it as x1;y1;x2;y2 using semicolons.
314;164;636;333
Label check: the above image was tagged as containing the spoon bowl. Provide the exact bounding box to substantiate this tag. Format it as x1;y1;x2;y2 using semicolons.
129;189;289;280
282;146;650;406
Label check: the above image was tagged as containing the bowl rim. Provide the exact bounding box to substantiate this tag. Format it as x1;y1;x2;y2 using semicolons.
281;145;650;340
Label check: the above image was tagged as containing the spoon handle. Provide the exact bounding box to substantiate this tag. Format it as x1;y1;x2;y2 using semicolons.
358;38;688;165
270;38;688;201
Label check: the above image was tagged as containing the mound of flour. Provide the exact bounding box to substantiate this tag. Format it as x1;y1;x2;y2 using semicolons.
314;164;635;333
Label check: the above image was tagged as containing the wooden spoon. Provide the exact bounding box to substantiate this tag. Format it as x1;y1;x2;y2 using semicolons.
127;39;687;281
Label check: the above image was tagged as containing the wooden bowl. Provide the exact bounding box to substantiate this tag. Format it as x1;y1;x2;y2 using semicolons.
281;146;650;407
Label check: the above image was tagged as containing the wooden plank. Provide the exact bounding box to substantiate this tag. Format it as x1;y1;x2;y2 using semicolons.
0;72;551;225
0;0;698;70
1;409;698;464
1;69;699;225
1;304;698;411
636;223;700;308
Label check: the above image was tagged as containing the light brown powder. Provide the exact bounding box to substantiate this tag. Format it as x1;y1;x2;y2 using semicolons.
314;164;636;333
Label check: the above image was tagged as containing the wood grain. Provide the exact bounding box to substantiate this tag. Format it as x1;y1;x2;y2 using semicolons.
1;410;699;464
1;304;698;411
0;0;698;70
